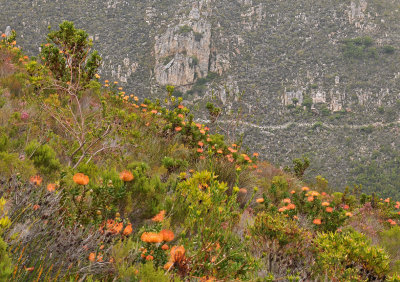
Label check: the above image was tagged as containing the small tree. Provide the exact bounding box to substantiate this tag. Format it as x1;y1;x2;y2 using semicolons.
27;21;117;168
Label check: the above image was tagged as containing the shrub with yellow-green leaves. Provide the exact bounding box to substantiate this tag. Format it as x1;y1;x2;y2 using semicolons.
313;229;390;280
173;171;257;280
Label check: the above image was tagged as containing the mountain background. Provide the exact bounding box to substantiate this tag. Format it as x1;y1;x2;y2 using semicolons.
2;0;400;197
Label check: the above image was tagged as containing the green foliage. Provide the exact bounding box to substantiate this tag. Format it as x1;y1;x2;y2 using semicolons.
25;139;61;175
175;171;257;279
178;25;193;34
292;157;310;179
0;198;12;280
313;229;390;280
0;132;8;152
383;45;396;54
380;226;400;273
0;151;36;179
342;36;377;59
162;156;188;173
41;21;101;84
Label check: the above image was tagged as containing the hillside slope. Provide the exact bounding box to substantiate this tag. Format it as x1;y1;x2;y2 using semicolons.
1;1;400;195
1;22;400;281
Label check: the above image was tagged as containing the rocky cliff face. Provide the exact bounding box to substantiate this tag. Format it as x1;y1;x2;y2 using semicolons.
2;0;400;197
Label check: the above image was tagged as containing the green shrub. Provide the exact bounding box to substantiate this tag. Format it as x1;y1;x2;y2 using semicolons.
178;25;192;34
380;226;400;273
25;139;61;175
313;229;390;280
162;156;188;173
383;45;395;54
0;151;36;179
0;132;8;152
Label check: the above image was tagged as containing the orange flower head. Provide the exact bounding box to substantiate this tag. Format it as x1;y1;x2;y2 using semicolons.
290;190;296;194
321;201;330;207
278;207;286;212
200;129;206;134
197;148;204;153
283;198;291;204
307;196;314;202
178;105;184;109
301;186;310;192
152;210;165;222
160;229;175;242
47;183;57;192
239;188;247;194
325;207;333;213
345;212;353;217
33;204;40;210
313;218;322;225
123;223;133;236
73;173;89;185
1;34;6;38
162;244;169;250
384;198;390;203
119;170;134;182
30;175;43;186
89;253;96;262
217;149;223;154
175;126;182;132
198;141;204;147
170;246;185;262
146;255;154;261
256;198;264;203
286;203;296;210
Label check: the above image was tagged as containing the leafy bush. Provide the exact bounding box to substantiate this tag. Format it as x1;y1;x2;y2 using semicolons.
313;229;390;280
380;226;400;273
25;139;61;175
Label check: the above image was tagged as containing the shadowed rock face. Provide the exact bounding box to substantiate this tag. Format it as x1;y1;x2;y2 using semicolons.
2;0;400;197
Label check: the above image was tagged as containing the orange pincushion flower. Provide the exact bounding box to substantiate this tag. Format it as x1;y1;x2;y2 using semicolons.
119;170;134;182
1;34;6;38
47;183;57;192
30;175;43;186
178;105;184;109
198;141;204;147
73;173;89;185
345;212;353;217
152;210;165;222
160;229;174;242
325;207;333;213
256;198;264;203
283;198;291;204
175;126;182;132
33;204;40;210
142;232;163;243
123;223;133;236
290;190;296;194
197;148;204;153
313;218;322;225
301;186;310;192
146;255;154;261
217;149;223;154
200;129;206;134
170;246;185;262
307;196;314;202
89;253;96;262
278;207;286;212
286;203;296;210
321;201;330;207
384;198;390;203
162;244;169;250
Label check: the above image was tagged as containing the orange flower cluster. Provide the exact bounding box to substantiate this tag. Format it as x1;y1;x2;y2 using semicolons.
47;183;57;192
387;219;397;225
73;173;89;185
152;210;165;222
119;170;134;182
141;229;174;243
30;175;43;186
313;218;322;225
99;220;132;235
89;252;103;262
